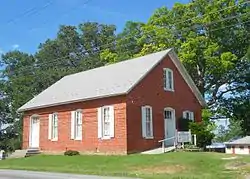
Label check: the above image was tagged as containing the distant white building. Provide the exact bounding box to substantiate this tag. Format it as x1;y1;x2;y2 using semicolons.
225;136;250;155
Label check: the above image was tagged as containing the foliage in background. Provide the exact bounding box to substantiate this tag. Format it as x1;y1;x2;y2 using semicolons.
215;120;243;142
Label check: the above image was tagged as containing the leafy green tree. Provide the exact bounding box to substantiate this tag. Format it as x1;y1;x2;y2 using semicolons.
0;51;36;116
215;120;243;142
135;0;250;106
0;51;35;151
219;94;250;136
100;21;145;64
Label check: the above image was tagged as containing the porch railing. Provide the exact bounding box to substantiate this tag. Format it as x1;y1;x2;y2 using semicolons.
158;136;177;153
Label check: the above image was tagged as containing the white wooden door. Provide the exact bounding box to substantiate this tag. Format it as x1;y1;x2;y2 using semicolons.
164;108;176;146
29;117;40;148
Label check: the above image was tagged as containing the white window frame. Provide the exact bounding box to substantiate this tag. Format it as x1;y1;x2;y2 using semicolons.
49;113;58;141
163;68;174;91
98;106;115;140
70;110;83;140
141;105;153;139
183;110;194;121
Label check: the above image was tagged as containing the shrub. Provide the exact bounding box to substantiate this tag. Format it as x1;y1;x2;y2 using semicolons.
189;121;215;150
64;150;80;156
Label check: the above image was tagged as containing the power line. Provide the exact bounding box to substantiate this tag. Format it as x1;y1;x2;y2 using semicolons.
206;12;250;26
208;19;250;32
3;17;250;76
40;0;93;25
17;0;250;35
6;0;54;25
172;0;250;26
25;0;93;33
3;17;250;75
1;6;249;74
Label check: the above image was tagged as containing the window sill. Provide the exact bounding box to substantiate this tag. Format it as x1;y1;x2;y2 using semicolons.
100;136;112;140
144;136;154;139
51;138;58;142
164;88;174;92
74;138;82;141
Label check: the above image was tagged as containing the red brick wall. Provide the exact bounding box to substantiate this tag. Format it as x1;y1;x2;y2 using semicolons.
126;55;202;153
22;96;127;154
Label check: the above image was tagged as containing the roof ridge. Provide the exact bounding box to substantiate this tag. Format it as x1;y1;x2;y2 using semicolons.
64;49;171;78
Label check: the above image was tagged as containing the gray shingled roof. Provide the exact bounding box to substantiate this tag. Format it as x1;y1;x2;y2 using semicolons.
18;48;206;112
225;136;250;145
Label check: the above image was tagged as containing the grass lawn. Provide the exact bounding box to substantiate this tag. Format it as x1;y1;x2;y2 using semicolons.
0;152;250;179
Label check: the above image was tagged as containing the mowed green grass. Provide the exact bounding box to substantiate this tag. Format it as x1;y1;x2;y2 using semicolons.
0;152;249;179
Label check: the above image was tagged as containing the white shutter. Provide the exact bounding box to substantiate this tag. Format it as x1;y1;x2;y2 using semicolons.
163;69;166;89
54;114;58;141
150;107;153;137
109;106;115;138
183;111;186;119
70;111;75;139
79;112;83;140
191;112;194;121
97;107;102;139
141;106;146;138
48;114;52;140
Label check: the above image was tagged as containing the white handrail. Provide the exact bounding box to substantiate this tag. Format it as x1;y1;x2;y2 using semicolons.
158;136;176;143
158;136;177;153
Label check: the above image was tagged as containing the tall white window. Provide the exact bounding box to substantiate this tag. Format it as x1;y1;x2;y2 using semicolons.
141;106;153;139
48;113;58;141
183;111;194;121
71;110;82;140
103;107;111;137
164;68;174;91
98;106;114;139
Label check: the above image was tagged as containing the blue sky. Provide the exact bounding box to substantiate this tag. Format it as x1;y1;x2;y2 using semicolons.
0;0;189;55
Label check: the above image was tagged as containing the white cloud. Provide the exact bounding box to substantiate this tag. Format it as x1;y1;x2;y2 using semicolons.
12;44;20;50
0;48;3;54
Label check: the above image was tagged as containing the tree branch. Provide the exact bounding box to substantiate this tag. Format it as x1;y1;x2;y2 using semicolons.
207;85;245;106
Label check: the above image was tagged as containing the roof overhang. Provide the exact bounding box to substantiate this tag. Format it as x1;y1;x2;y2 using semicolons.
17;92;127;113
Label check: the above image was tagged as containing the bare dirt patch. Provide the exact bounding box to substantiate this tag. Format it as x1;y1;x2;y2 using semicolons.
131;164;187;174
221;156;239;160
225;161;250;170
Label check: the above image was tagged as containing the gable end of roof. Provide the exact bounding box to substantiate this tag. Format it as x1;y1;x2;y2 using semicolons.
168;50;207;107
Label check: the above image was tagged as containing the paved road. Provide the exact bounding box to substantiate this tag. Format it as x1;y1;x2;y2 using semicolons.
0;169;139;179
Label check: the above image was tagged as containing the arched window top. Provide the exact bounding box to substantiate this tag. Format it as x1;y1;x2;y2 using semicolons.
142;105;152;109
164;107;175;111
31;114;40;118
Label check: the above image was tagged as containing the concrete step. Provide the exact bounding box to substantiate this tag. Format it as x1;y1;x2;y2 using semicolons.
8;148;41;159
25;148;40;157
